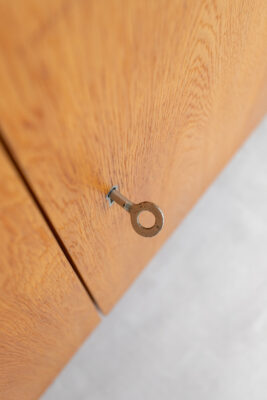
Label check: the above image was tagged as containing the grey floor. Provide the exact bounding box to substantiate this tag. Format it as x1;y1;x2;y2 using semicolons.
42;117;267;400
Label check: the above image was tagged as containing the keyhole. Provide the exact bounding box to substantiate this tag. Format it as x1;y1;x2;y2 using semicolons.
138;210;156;228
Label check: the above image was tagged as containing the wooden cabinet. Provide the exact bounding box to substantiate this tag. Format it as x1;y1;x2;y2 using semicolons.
0;0;266;313
0;0;266;397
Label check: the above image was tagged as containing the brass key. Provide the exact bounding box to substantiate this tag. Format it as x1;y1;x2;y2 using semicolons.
106;186;164;237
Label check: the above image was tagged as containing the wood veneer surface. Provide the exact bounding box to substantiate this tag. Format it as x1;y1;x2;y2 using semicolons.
0;0;266;312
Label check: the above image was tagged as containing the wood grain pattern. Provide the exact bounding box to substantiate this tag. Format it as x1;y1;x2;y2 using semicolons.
0;146;99;400
0;0;266;313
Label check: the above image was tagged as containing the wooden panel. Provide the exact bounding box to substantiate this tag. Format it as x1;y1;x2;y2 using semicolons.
0;146;99;400
0;0;266;313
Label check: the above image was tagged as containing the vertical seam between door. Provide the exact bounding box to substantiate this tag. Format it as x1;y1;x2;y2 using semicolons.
0;127;103;316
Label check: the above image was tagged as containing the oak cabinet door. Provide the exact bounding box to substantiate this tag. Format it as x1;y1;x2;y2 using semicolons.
0;0;266;313
0;146;99;400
